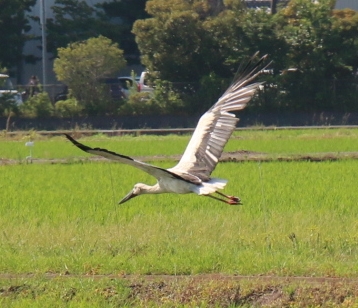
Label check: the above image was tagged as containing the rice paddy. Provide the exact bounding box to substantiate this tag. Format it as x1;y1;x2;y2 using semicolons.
1;128;358;306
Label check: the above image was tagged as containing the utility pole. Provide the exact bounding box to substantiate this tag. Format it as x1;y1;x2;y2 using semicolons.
40;0;47;91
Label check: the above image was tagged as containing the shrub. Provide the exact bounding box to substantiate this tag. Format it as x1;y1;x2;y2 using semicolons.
55;98;83;117
20;92;54;118
119;80;184;115
118;92;155;115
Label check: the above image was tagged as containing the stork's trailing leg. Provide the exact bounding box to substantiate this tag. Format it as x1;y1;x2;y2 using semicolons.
215;191;241;202
206;191;242;205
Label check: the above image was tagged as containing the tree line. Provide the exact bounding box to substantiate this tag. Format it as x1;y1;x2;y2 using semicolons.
1;0;358;119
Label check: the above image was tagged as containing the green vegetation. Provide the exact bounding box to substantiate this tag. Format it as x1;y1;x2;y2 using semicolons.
19;93;54;118
1;159;358;277
2;128;358;306
3;0;358;118
0;277;132;307
119;80;185;116
1;128;358;160
1;128;358;276
133;0;358;114
54;36;126;116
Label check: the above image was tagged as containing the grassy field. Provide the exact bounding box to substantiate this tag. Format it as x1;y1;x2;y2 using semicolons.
1;127;358;160
2;160;358;277
1;128;358;306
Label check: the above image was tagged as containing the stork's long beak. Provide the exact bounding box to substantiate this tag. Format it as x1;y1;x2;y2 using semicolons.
118;190;137;204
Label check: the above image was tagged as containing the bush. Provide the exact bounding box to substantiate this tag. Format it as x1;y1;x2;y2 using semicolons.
20;92;54;118
119;80;184;115
55;98;83;117
118;92;156;115
150;80;185;114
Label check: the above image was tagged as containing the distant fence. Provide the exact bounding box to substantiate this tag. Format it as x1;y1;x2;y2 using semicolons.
16;84;67;102
2;112;358;131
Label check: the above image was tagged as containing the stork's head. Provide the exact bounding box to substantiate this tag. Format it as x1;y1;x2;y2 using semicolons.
119;183;148;204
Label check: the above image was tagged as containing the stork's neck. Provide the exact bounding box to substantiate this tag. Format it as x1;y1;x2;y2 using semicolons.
139;183;165;195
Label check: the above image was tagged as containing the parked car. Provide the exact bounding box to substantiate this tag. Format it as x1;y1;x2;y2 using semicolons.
0;74;23;105
137;71;154;93
54;85;68;102
117;76;140;98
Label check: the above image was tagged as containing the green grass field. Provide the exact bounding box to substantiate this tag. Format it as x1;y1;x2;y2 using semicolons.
1;128;358;306
2;128;358;160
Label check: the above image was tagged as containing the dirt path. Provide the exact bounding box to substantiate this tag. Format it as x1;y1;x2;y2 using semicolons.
1;273;358;306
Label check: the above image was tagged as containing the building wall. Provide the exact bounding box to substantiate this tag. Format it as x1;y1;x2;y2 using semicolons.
335;0;358;10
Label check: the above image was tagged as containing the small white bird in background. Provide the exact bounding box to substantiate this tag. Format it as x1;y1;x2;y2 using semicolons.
65;53;270;205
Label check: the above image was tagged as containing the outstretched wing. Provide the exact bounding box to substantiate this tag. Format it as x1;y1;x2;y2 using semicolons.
65;134;187;182
169;53;270;181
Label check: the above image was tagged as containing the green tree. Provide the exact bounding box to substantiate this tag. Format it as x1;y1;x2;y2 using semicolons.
134;0;358;114
273;0;358;112
133;0;282;81
133;0;228;82
133;0;283;113
53;36;126;115
0;0;36;80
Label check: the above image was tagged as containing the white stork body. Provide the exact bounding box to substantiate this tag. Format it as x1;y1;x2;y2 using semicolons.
156;177;227;195
65;53;270;205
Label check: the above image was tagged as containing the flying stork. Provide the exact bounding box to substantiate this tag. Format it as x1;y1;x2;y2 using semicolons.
65;53;270;205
